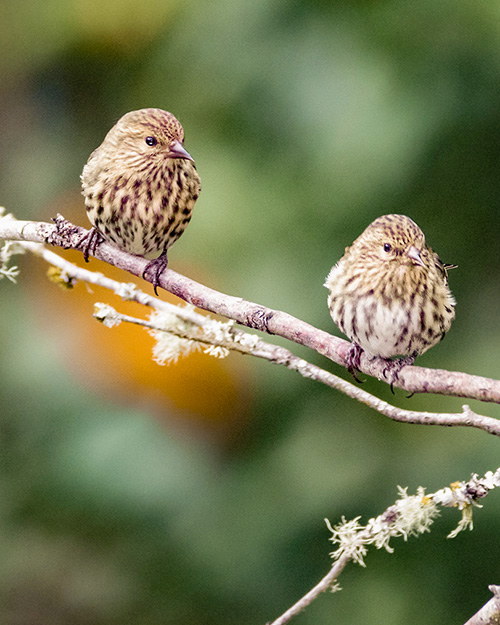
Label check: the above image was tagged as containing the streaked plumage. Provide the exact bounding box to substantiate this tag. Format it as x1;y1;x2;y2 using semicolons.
324;214;456;373
81;108;201;293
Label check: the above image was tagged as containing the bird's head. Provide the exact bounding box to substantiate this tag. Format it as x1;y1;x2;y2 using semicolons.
350;214;429;273
102;108;194;169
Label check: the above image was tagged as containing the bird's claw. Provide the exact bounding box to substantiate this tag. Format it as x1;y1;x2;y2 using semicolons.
77;227;105;262
346;343;364;383
382;355;416;394
143;254;169;296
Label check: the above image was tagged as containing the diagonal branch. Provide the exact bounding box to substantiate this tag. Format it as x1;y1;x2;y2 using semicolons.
5;233;500;438
269;555;349;625
270;469;500;625
1;213;500;407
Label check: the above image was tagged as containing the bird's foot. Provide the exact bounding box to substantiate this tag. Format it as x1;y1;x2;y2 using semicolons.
77;227;105;263
382;355;416;394
346;343;364;383
143;253;168;296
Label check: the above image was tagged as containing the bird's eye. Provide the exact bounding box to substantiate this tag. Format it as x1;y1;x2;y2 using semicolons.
145;136;157;146
383;243;392;252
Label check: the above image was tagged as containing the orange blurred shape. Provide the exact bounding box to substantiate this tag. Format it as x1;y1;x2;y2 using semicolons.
27;191;252;439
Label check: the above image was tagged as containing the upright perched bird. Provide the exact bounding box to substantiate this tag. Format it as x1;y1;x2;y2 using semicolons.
81;108;201;294
324;214;456;376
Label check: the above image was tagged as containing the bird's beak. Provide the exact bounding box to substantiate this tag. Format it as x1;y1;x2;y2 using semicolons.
407;245;425;267
166;140;194;161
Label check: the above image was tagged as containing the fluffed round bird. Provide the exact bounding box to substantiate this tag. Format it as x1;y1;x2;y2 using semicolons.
324;214;456;378
81;108;201;294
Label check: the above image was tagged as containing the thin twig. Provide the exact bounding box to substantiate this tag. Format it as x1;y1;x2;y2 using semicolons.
269;469;500;625
94;304;500;437
268;556;350;625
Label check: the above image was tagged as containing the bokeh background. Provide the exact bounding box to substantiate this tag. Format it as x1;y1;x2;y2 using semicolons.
1;1;500;623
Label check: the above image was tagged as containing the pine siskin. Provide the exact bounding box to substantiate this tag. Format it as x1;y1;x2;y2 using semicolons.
324;214;456;377
81;108;201;294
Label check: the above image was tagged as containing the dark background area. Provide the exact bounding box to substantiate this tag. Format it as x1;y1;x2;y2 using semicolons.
1;1;499;623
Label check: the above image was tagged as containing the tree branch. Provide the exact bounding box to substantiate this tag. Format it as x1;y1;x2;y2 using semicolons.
9;233;500;436
1;213;500;407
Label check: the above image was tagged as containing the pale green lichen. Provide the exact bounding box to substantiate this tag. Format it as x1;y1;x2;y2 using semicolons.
326;469;500;567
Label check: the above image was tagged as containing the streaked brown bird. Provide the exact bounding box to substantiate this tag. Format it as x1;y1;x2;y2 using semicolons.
324;214;456;377
81;108;201;294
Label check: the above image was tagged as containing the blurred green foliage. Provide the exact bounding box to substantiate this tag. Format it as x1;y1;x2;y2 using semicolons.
1;0;500;623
